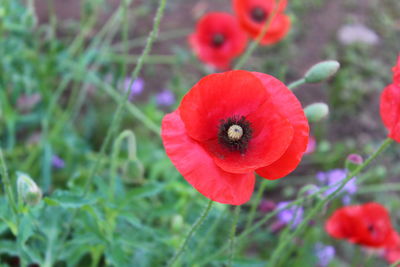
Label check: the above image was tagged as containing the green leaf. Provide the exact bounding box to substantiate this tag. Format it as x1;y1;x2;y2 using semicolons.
44;191;97;209
0;241;17;255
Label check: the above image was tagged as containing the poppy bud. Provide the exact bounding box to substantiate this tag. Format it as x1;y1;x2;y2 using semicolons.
304;103;329;122
304;61;340;83
17;172;42;206
124;159;144;183
345;154;363;172
171;215;184;232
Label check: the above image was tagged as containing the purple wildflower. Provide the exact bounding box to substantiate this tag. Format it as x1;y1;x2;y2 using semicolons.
316;169;357;203
315;243;335;267
124;77;144;100
52;155;65;169
276;201;304;228
156;89;175;106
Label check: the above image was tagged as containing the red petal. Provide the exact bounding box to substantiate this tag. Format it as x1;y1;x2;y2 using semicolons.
326;203;395;248
380;83;400;142
207;101;294;173
179;70;269;142
233;0;290;45
253;72;309;180
325;206;362;239
188;12;248;70
161;110;255;205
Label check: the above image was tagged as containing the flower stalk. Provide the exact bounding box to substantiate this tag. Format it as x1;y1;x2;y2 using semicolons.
167;199;214;266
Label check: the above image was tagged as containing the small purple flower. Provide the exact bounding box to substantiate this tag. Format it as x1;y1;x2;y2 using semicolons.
156;89;175;106
276;201;304;228
52;155;65;169
124;77;144;100
337;24;379;46
316;169;357;203
315;243;335;267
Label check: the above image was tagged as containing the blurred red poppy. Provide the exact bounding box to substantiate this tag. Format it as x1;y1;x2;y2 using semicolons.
383;231;400;265
380;55;400;142
233;0;291;45
326;203;398;248
162;70;309;205
189;12;248;70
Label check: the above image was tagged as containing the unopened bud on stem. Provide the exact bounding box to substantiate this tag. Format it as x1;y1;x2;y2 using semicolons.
304;103;329;122
17;172;42;206
304;61;340;83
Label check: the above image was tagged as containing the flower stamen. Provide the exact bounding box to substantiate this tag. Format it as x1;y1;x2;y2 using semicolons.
218;116;252;153
228;125;243;141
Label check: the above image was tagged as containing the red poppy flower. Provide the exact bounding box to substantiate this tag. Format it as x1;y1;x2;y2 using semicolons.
380;55;400;142
189;12;248;70
161;70;309;205
233;0;291;45
325;203;397;248
383;232;400;265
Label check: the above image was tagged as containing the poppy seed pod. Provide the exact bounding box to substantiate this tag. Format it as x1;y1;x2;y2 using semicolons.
17;172;42;206
304;61;340;83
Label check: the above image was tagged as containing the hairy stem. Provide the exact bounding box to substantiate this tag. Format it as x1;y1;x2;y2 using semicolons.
167;200;214;266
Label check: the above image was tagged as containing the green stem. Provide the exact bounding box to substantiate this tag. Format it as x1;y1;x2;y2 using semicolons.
88;72;161;136
244;180;268;231
111;28;191;51
103;53;177;64
167;200;214;267
190;209;227;262
197;138;394;266
0;146;18;216
229;206;241;267
109;130;137;200
356;183;400;194
82;0;167;192
267;138;394;267
389;259;400;267
287;78;306;90
234;0;283;70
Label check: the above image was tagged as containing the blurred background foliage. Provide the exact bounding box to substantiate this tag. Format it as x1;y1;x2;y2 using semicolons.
0;0;399;266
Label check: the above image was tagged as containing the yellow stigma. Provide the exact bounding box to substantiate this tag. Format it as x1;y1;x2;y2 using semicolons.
227;125;243;141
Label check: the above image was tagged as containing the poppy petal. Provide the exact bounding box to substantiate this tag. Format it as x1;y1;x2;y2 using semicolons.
189;12;248;70
161;110;256;205
179;70;269;142
326;203;396;248
380;83;400;142
233;0;290;45
207;101;294;173
253;72;309;180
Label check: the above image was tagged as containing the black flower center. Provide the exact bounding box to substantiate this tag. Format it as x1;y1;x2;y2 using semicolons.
250;7;267;23
218;116;252;154
367;224;375;233
211;33;225;47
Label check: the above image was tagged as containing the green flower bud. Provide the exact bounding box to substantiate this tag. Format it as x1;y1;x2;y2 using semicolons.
304;103;329;122
171;215;184;232
345;154;363;172
304;60;340;83
17;172;42;206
